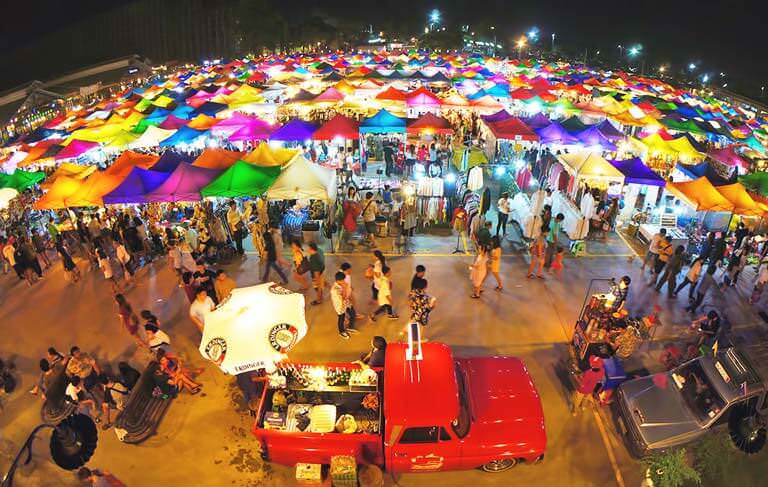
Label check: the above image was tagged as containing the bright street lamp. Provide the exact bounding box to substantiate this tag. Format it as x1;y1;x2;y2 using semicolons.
516;37;527;58
429;9;440;24
551;33;556;51
527;27;539;41
628;45;641;57
688;63;697;71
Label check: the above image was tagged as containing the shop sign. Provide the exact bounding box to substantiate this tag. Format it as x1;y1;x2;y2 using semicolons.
269;323;299;353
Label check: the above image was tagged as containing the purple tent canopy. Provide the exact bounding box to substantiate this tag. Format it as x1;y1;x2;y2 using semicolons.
536;121;579;145
596;120;625;142
610;158;665;187
102;167;171;204
523;113;552;130
144;162;222;202
269;119;318;141
577;126;617;151
150;151;192;172
480;109;513;124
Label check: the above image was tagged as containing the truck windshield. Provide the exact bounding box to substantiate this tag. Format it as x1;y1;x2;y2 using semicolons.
452;363;471;439
672;361;726;423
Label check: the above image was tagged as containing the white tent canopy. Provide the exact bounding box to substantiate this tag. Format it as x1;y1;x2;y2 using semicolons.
199;283;308;374
129;126;177;149
0;188;19;209
266;155;337;201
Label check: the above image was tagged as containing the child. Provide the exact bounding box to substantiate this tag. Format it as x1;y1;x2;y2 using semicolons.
97;248;120;294
370;266;398;321
550;246;565;277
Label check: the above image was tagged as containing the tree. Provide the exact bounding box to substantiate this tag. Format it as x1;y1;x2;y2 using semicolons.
642;448;701;487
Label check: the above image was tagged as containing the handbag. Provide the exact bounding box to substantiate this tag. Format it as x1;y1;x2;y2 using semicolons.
364;266;375;280
297;257;310;275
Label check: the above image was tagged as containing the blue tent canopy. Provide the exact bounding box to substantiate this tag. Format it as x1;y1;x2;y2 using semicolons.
195;101;227;117
102;167;171;204
158;126;208;148
610;158;665;187
596;120;625;141
675;161;737;186
150;151;193;172
536;121;579;145
359;109;407;134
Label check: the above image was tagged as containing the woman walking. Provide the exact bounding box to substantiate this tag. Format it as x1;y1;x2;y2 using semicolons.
366;250;386;302
469;245;489;298
290;240;310;291
114;294;143;346
489;236;503;291
56;239;80;283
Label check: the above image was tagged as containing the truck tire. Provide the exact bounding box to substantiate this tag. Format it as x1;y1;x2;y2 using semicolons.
480;458;517;472
728;405;766;454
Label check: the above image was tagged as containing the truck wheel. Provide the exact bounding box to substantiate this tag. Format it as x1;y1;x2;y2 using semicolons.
481;458;517;472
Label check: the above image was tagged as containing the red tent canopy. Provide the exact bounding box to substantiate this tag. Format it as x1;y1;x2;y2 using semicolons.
405;87;442;106
486;117;539;141
312;114;361;140
407;113;454;135
376;86;407;101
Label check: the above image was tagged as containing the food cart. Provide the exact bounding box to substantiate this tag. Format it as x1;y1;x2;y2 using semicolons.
252;342;546;476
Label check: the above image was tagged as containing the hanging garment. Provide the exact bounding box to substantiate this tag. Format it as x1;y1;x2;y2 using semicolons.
467;166;484;191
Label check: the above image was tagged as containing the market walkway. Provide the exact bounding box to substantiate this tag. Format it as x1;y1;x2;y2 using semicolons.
0;246;765;486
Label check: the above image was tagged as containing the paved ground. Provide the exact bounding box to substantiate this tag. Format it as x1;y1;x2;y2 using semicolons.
0;235;765;486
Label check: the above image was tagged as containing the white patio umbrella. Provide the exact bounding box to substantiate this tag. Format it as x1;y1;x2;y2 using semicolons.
199;283;308;374
0;188;19;209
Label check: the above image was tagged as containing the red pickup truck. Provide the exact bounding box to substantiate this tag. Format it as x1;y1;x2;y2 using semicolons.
252;342;546;474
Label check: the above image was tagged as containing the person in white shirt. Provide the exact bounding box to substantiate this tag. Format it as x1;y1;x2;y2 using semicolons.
496;192;511;237
97;249;120;294
361;192;379;248
331;272;352;339
189;288;215;332
65;376;97;416
642;228;667;273
145;324;172;353
115;242;133;283
370;266;398;321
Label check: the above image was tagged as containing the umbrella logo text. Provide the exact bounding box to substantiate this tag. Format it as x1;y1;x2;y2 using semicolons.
268;323;299;353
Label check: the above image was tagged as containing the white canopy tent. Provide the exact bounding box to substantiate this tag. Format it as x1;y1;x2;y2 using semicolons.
199;283;309;374
129;126;177;149
265;155;336;201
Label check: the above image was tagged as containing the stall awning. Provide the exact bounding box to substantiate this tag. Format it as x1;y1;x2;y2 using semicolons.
559;151;624;180
266;156;336;201
102;167;171;205
144;163;222;202
716;183;765;216
665;177;734;212
269;119;318;141
359;109;407;134
243;142;299;167
200;160;281;198
407;112;454;135
610;158;665;187
312;114;361;140
192;148;244;170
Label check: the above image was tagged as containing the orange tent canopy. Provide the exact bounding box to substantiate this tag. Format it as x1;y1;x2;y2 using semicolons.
376;86;407;101
407;112;454;135
192;148;244;170
34;176;83;209
665;177;734;212
107;150;160;177
716;183;766;216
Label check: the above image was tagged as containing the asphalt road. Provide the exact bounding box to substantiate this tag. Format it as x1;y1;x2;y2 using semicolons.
0;244;762;486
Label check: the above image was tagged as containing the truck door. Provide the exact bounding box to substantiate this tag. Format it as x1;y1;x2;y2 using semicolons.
389;426;462;473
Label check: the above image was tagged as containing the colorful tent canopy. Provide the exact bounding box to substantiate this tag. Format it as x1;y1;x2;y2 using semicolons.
665;177;734;212
675;161;737;186
40;163;96;189
375;86;407;101
667;136;704;161
406;87;442;107
151;151;191;172
716;183;765;216
266;156;336;201
312;115;361;140
359;109;406;134
484;117;538;141
269;119;318;141
107;150;160;177
596;120;625;141
200;160;281;198
0;169;45;191
102;167;171;204
144;163;222;202
739;172;768;197
559;152;624;180
577;126;617;150
610;158;665;186
708;146;750;170
227;119;274;142
130;126;177;149
55;140;99;161
192;148;243;170
33;175;82;209
243;142;298;167
407;113;454;135
159;126;207;147
536;121;579;145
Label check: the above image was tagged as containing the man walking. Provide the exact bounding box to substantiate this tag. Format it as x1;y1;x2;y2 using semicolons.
496;192;511;237
331;271;357;339
308;242;326;305
545;213;564;269
227;200;246;255
655;245;684;297
261;225;288;285
686;265;717;314
641;228;666;273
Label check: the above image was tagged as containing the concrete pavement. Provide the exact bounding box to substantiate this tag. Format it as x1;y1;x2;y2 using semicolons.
0;241;764;486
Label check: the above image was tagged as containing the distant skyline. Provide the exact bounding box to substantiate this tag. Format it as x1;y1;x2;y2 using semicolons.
2;0;766;98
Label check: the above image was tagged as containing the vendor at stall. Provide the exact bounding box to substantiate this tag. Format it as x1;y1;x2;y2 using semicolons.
608;324;641;359
356;336;387;368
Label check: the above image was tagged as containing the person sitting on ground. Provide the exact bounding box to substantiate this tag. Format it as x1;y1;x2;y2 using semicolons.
65;376;97;419
99;375;129;430
66;346;101;391
156;349;201;395
355;336;387;368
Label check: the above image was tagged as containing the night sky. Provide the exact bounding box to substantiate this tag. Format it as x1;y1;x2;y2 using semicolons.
2;0;766;96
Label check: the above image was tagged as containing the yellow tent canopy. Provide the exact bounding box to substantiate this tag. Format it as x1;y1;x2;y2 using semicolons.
665;177;734;212
559;151;624;180
34;176;83;209
716;183;765;216
666;136;704;162
242;142;298;167
641;133;678;158
104;130;140;150
40;163;96;189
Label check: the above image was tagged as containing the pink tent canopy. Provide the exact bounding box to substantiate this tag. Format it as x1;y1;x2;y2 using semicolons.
406;87;442;107
55;140;100;160
210;113;263;137
143;162;222;202
159;115;190;130
227;119;275;142
313;87;345;103
708;146;750;170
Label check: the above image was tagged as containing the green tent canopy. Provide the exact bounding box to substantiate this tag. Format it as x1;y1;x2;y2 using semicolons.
200;160;280;198
0;169;46;191
739;172;768;197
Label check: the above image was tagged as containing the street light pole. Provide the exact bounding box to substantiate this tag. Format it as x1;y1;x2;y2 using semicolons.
551;33;555;52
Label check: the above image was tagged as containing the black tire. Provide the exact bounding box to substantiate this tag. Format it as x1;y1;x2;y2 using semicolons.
728;405;767;454
480;458;517;473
